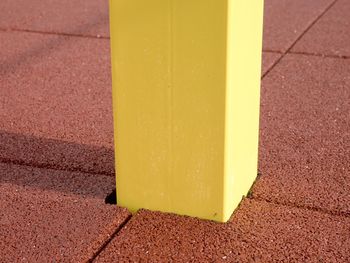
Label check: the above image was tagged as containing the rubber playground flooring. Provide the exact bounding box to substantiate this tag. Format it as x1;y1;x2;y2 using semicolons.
0;0;349;262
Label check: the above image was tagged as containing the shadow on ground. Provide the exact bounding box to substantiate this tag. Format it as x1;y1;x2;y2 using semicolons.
0;130;116;199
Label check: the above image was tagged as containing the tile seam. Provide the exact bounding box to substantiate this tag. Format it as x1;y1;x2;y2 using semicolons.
0;158;114;177
262;49;283;54
89;213;133;262
261;0;339;79
249;196;350;219
288;50;350;60
0;27;110;40
263;49;350;60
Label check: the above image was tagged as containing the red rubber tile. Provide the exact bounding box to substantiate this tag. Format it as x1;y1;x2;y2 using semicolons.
292;0;350;57
0;31;114;175
95;199;350;262
0;163;129;262
0;162;115;199
254;54;350;215
263;0;334;52
0;36;277;175
0;0;109;38
262;51;281;76
0;131;114;176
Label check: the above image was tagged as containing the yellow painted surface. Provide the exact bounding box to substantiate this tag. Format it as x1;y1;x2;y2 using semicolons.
110;0;264;222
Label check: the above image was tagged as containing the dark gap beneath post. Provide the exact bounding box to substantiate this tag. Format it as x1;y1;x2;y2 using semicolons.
105;189;117;204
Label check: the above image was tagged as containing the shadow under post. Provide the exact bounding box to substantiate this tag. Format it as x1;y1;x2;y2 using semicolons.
0;130;116;200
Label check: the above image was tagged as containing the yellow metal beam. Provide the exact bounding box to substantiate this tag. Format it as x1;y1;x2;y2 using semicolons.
110;0;264;222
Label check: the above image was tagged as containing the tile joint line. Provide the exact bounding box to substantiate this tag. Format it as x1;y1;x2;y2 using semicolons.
262;0;339;79
249;196;350;219
88;214;133;262
0;158;114;177
288;50;350;60
0;27;110;40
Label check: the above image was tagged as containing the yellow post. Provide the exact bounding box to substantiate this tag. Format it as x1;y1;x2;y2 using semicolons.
110;0;264;222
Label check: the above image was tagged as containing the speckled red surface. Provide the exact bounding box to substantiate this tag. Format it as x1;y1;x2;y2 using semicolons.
254;53;350;215
0;0;109;38
0;163;130;262
263;0;334;52
0;31;114;175
95;199;350;262
1;0;350;261
0;40;275;176
262;51;281;76
0;162;115;199
292;0;350;57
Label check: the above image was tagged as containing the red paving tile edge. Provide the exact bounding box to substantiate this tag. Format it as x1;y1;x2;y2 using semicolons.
250;196;350;219
93;181;350;261
289;50;350;60
248;170;350;219
261;51;282;77
0;27;110;40
0;0;110;38
89;214;132;262
80;210;132;263
291;0;350;58
247;167;350;220
262;0;338;78
92;199;350;261
0;185;131;262
261;48;350;62
0;130;115;177
0;161;132;262
94;198;350;262
294;0;339;38
261;53;283;79
0;31;114;176
262;50;350;61
0;161;115;199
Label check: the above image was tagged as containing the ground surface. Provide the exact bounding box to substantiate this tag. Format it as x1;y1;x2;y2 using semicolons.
0;0;349;262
